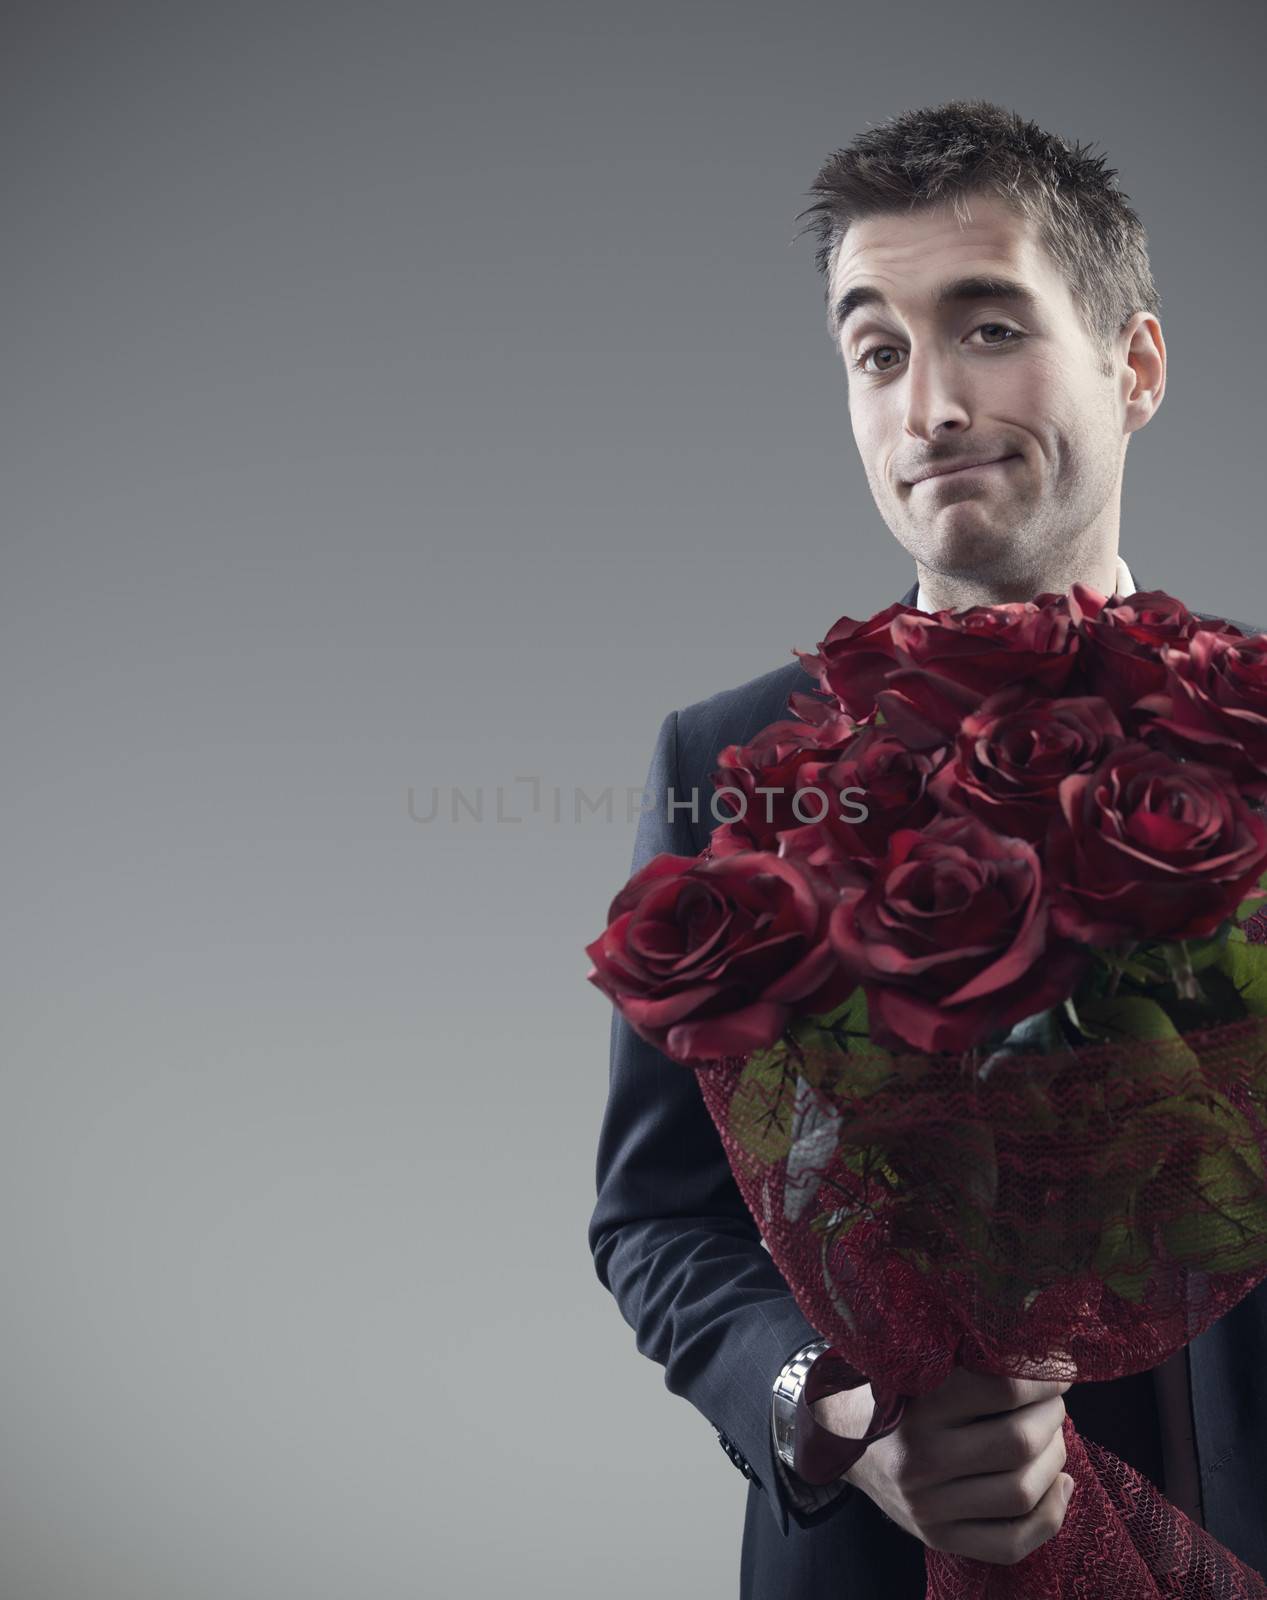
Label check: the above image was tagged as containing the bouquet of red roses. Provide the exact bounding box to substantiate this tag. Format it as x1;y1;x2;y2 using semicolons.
586;586;1267;1599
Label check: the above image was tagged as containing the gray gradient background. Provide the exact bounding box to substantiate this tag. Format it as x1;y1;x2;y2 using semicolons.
4;2;1263;1596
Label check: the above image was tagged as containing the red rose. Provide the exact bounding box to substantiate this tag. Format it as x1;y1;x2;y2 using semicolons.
1134;630;1267;800
1067;584;1241;720
585;851;852;1065
928;687;1124;846
795;595;1081;732
776;728;945;870
873;666;988;750
887;597;1081;700
794;602;922;720
708;713;864;856
1048;741;1267;944
787;688;872;732
827;814;1090;1055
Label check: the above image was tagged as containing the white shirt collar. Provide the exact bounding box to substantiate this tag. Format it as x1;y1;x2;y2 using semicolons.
914;554;1135;614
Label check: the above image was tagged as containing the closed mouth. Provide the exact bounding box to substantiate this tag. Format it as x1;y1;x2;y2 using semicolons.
913;454;1018;484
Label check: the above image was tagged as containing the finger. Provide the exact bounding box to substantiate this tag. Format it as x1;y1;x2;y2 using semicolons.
934;1465;1072;1567
918;1393;1066;1486
926;1416;1068;1526
928;1369;1073;1425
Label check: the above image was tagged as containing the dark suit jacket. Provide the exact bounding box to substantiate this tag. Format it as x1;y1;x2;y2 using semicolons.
588;576;1267;1596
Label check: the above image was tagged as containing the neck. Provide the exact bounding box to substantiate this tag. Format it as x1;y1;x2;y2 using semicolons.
915;550;1121;612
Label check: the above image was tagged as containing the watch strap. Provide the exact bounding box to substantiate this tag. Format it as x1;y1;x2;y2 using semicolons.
792;1346;908;1486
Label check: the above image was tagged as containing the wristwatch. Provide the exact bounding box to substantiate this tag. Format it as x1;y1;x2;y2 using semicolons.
773;1339;908;1486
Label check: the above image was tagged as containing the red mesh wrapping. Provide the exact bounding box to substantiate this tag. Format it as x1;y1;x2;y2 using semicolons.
694;1005;1267;1598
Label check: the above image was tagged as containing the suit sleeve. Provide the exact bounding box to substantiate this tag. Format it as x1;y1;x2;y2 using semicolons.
587;707;858;1535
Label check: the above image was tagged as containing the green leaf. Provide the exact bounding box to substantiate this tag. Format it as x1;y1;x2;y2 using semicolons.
728;1041;798;1166
1092;1209;1155;1304
1159;1083;1245;1130
1215;931;1267;1017
1066;995;1203;1120
1162;1139;1267;1275
1090;945;1168;985
1180;926;1235;973
1075;993;1183;1043
1233;865;1267;925
789;988;895;1096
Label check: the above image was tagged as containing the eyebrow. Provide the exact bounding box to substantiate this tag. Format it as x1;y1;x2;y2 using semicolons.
832;274;1040;341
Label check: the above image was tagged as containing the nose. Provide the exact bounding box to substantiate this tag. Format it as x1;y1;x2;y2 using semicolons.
902;348;972;447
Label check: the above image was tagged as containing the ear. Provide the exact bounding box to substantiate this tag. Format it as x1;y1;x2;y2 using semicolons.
1119;312;1165;436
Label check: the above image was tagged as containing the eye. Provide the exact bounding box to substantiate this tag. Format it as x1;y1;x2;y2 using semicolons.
851;323;1022;375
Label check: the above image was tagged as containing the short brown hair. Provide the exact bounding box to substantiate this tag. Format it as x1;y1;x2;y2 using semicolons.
795;99;1160;377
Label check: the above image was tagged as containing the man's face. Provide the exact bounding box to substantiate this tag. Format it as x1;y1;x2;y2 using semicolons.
831;193;1151;596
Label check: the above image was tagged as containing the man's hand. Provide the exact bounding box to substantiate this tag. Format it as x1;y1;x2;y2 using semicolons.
812;1367;1074;1566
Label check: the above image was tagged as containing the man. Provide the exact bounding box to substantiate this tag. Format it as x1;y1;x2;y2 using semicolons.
587;100;1266;1596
